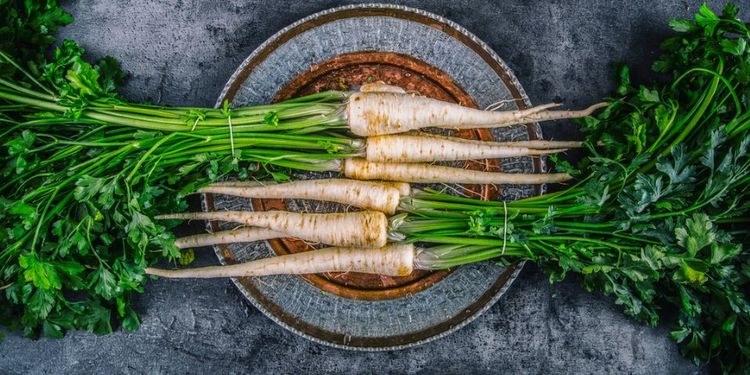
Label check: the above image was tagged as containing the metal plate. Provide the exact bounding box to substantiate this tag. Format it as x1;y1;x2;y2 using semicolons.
257;50;493;301
205;3;545;350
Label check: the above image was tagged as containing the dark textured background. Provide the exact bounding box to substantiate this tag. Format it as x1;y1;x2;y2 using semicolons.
1;1;743;374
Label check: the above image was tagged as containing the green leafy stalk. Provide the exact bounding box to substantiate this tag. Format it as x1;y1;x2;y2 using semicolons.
394;4;750;372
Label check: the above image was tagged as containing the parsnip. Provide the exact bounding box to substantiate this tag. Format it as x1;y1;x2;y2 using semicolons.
146;243;416;278
366;134;569;162
346;90;607;136
343;158;571;184
157;210;388;248
199;179;402;214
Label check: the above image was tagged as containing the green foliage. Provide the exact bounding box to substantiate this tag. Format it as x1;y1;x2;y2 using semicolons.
537;5;750;369
403;3;750;372
0;0;352;341
0;0;72;72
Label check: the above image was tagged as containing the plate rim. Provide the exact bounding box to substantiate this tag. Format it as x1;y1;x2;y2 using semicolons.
211;2;543;351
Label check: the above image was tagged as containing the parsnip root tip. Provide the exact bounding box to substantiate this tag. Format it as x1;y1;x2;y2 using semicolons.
583;102;609;115
145;267;167;277
155;214;181;220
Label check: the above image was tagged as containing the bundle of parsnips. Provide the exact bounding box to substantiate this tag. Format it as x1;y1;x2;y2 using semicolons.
1;0;749;372
148;4;750;372
0;0;590;338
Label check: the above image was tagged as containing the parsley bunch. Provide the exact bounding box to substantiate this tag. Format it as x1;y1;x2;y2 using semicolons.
0;1;357;339
397;4;750;372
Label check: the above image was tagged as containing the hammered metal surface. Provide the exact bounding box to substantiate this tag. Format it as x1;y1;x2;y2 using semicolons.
207;4;543;350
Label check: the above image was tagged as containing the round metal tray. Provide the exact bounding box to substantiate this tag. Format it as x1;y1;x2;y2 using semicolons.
205;3;545;350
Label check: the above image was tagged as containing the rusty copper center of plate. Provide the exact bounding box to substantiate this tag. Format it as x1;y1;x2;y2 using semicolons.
243;51;502;301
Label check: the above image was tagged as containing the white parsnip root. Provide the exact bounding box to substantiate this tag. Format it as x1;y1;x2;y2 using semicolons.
145;243;416;278
199;178;402;214
174;227;286;248
346;90;607;136
366;134;571;163
343;158;571;184
492;140;585;149
156;210;388;248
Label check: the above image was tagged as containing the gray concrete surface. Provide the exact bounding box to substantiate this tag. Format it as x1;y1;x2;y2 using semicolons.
2;0;741;373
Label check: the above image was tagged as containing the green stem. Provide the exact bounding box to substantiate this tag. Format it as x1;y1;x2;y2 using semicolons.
526;235;638;250
30;186;60;252
0;90;66;112
424;247;526;269
0;50;54;95
125;133;178;182
663;61;724;156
